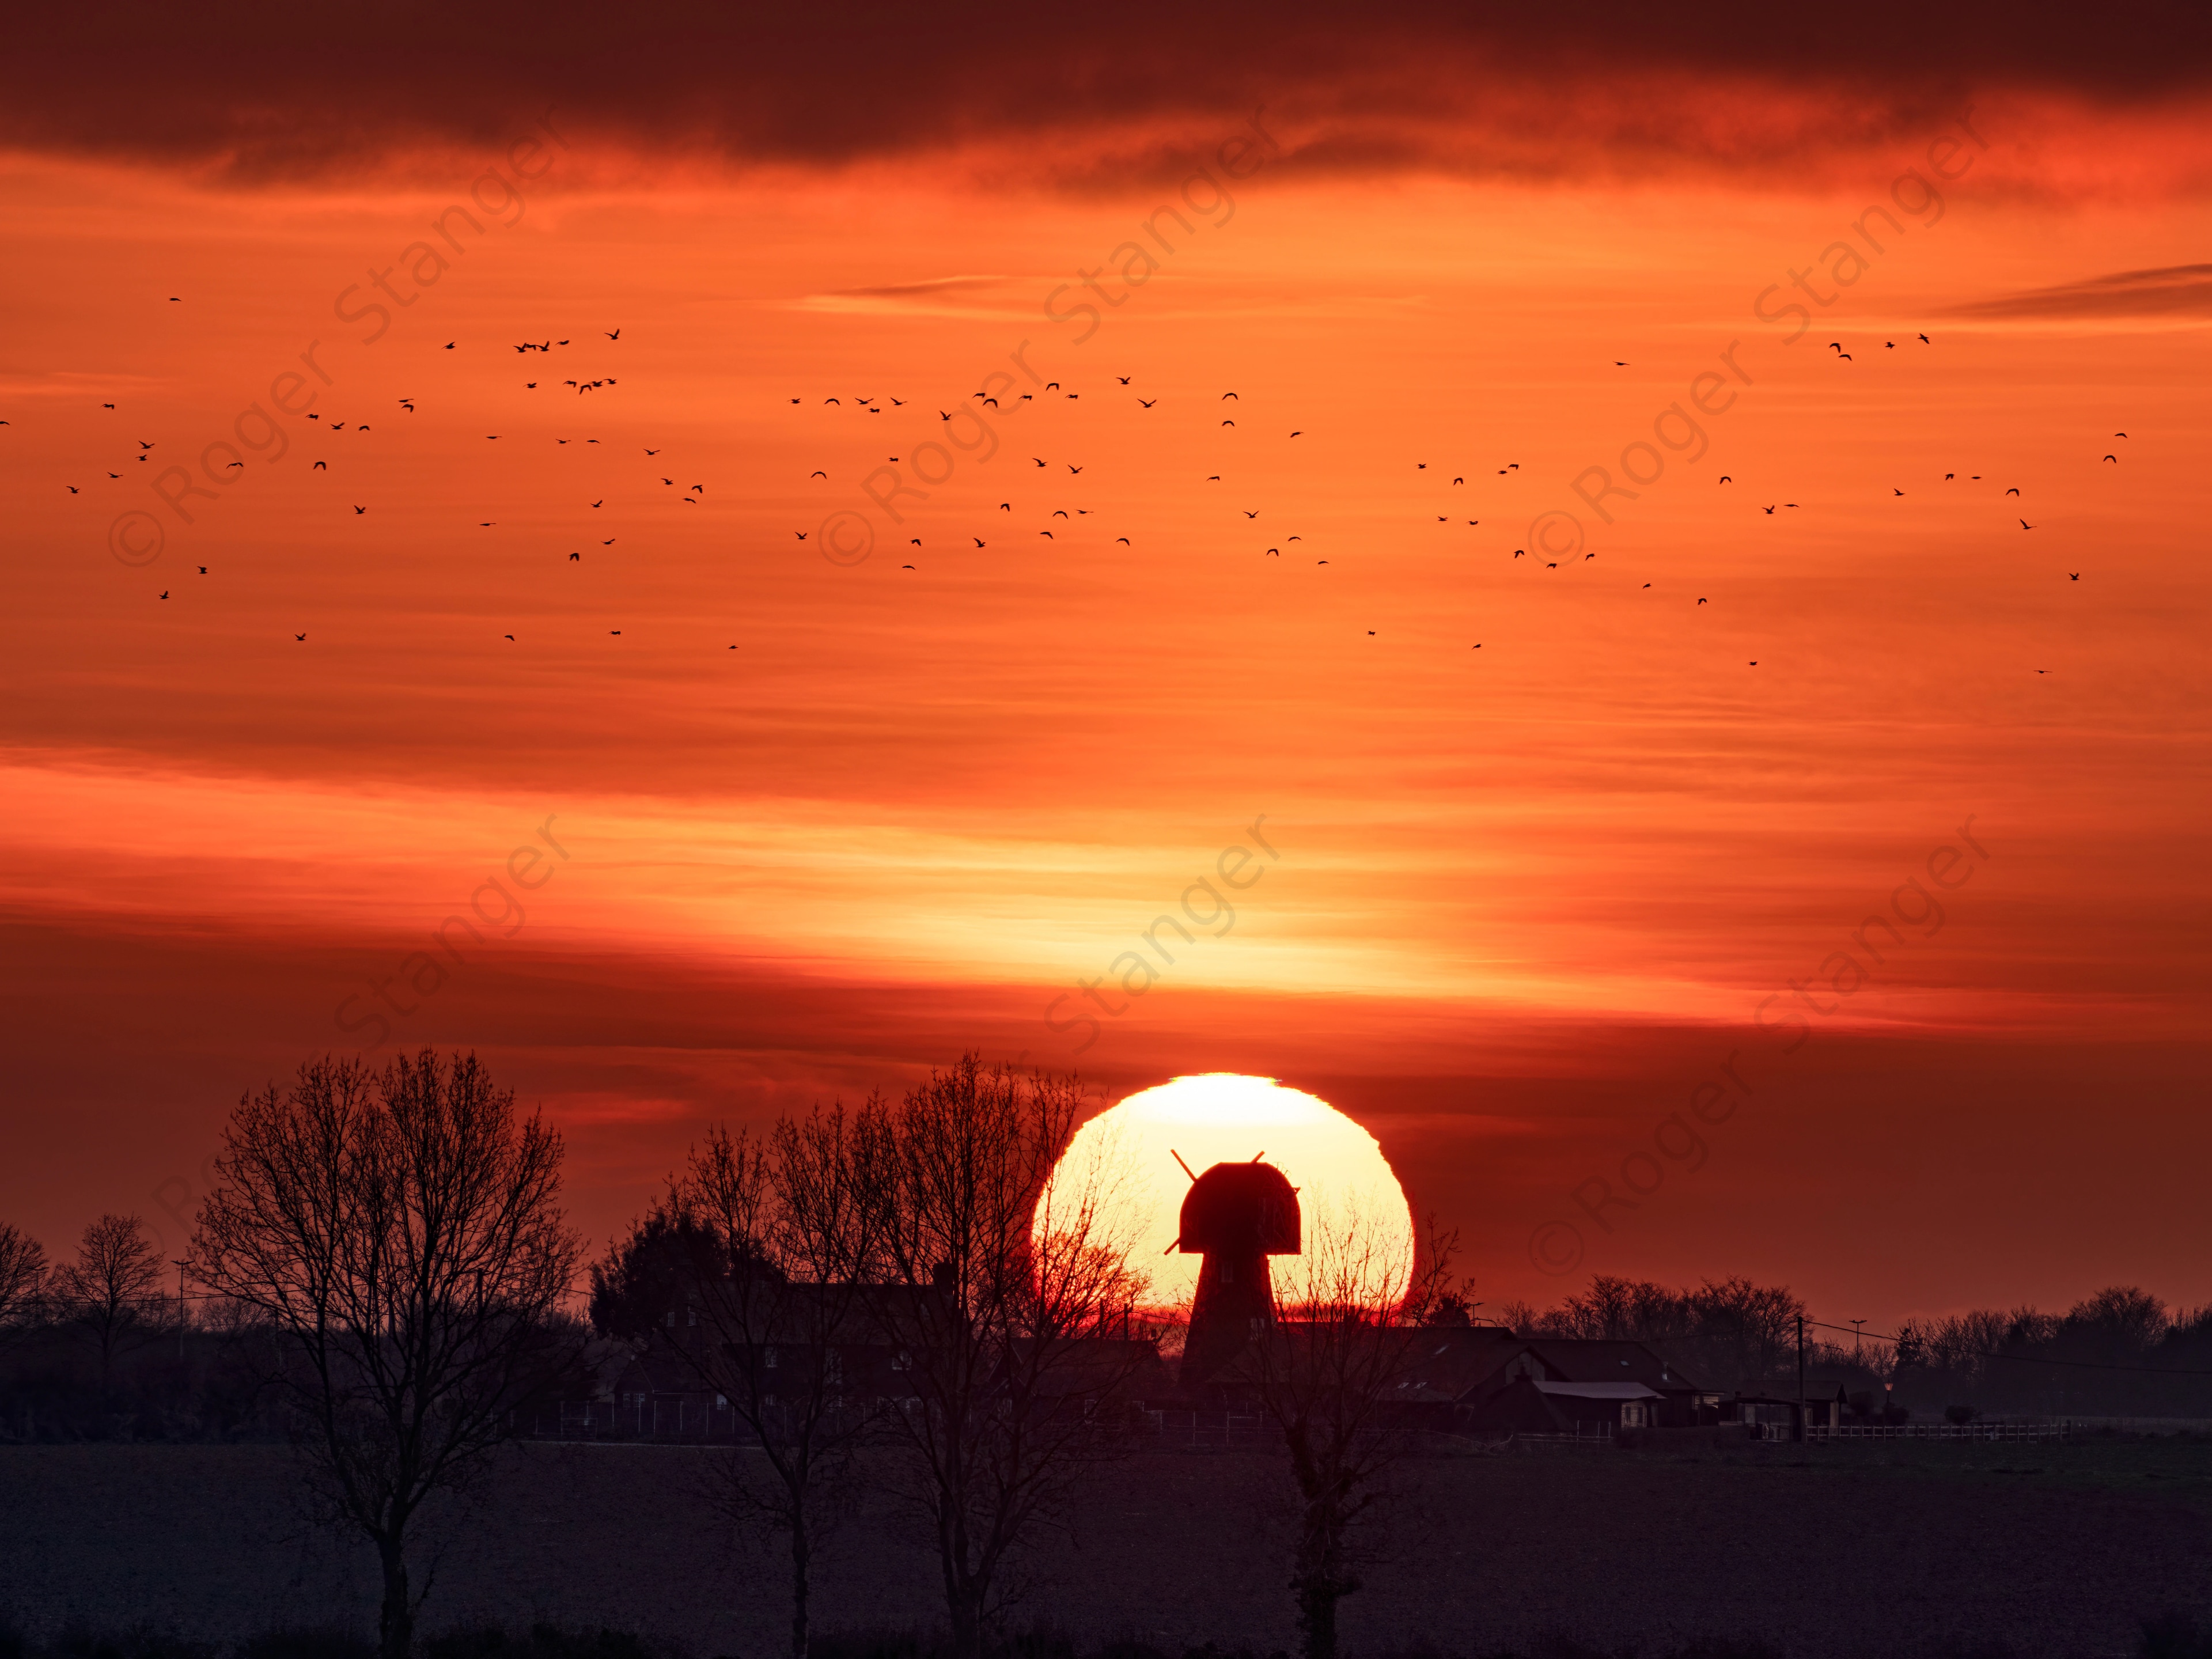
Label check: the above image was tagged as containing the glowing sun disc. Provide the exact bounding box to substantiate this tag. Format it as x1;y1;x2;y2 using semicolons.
1037;1073;1414;1308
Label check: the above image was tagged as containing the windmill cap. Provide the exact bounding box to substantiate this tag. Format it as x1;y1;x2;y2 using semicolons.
1176;1160;1300;1255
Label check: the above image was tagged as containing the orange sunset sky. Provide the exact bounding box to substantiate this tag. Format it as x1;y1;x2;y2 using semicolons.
3;5;2209;1334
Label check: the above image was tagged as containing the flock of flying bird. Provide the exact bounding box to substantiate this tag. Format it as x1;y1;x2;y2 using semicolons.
20;312;2108;673
785;330;2103;671
38;325;720;643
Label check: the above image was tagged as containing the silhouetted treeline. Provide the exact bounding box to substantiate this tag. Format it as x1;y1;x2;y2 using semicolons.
1498;1275;1809;1395
0;1214;281;1442
0;1226;589;1445
1897;1287;2212;1418
1501;1275;2212;1418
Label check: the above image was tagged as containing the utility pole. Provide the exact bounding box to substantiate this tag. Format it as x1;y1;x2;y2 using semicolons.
173;1259;190;1362
1795;1315;1807;1444
1850;1319;1866;1365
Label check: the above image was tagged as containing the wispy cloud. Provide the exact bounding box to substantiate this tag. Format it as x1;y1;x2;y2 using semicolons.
797;274;1026;317
1946;263;2212;323
832;274;1008;300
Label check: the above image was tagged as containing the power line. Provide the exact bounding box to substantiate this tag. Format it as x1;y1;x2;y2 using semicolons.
1803;1317;2212;1379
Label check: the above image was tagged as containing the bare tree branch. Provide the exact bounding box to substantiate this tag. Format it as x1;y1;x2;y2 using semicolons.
857;1056;1149;1659
191;1051;582;1659
54;1214;164;1396
0;1222;51;1352
1242;1206;1457;1659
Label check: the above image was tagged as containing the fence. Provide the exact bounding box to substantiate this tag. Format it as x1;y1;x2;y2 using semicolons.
1495;1425;1616;1449
1132;1410;1282;1451
533;1400;1287;1452
533;1399;749;1442
1787;1421;2067;1443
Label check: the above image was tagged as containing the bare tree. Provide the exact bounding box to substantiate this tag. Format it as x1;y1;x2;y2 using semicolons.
857;1056;1146;1659
1684;1275;1804;1388
1242;1207;1455;1659
671;1104;889;1659
56;1213;164;1393
192;1051;582;1659
1526;1273;1805;1392
0;1222;50;1350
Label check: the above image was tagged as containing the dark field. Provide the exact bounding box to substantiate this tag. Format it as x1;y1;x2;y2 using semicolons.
4;1438;2211;1659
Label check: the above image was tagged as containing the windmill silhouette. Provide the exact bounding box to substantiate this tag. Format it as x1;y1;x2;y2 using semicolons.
1168;1152;1300;1388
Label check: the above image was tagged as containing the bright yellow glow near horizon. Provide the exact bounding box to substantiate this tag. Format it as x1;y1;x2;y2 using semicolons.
1039;1073;1415;1309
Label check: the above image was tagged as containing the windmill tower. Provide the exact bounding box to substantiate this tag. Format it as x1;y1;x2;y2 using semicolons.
1172;1154;1300;1388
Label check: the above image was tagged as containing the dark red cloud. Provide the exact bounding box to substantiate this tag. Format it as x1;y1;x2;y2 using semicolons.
7;1;2212;183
